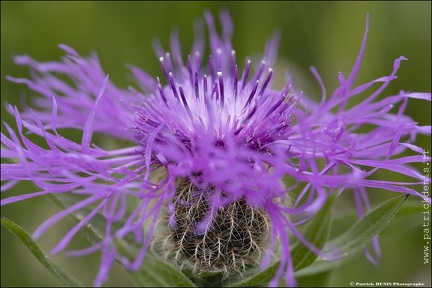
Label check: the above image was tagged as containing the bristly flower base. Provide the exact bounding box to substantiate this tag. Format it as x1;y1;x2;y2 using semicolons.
160;177;270;276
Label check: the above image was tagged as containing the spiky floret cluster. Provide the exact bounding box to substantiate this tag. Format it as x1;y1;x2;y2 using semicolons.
1;9;430;287
131;11;307;282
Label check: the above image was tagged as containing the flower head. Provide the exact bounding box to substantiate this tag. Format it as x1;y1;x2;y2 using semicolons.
1;9;430;287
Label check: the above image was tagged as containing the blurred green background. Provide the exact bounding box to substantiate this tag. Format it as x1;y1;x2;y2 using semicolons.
1;1;431;287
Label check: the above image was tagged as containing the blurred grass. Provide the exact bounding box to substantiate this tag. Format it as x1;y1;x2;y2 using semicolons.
1;1;431;287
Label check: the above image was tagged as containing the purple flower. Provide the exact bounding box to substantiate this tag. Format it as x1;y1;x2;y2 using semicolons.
1;9;430;287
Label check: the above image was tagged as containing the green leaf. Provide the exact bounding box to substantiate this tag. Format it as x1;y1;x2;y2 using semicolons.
48;192;194;287
291;193;337;271
294;253;354;277
297;271;331;287
48;193;141;249
48;193;106;245
296;194;409;276
329;200;422;241
379;200;424;238
230;194;336;287
328;211;357;240
116;241;195;287
1;217;83;287
128;255;195;287
229;263;277;287
324;194;408;258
